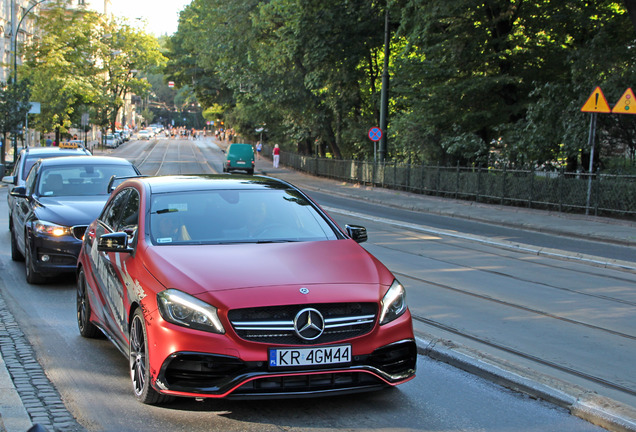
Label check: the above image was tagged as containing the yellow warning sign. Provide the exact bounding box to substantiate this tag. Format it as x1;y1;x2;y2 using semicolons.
581;86;611;113
612;88;636;114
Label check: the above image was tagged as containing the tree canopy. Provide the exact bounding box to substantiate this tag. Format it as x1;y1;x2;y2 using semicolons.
165;0;636;169
21;0;166;139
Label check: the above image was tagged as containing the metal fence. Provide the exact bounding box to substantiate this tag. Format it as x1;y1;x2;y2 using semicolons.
276;151;636;218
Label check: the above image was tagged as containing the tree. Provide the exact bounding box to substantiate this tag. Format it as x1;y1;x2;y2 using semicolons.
0;80;31;163
22;0;166;141
167;0;389;159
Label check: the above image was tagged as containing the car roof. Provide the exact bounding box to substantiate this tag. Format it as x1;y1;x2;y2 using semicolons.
22;147;90;158
126;175;293;194
38;155;133;167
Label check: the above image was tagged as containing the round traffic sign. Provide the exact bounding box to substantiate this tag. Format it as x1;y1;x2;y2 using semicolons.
368;127;382;142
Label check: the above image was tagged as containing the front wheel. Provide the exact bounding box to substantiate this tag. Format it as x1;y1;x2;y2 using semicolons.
129;309;173;405
10;228;24;262
25;237;45;284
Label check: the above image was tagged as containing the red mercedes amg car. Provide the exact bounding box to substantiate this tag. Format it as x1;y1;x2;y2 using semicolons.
76;175;416;404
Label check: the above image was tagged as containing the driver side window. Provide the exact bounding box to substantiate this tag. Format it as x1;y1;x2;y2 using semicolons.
117;190;140;234
25;162;40;194
101;190;130;231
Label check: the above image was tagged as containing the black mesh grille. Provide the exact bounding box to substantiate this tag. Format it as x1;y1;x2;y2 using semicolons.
230;371;384;398
228;303;377;345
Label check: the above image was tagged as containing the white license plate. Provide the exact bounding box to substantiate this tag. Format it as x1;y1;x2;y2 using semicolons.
269;345;351;368
237;161;246;165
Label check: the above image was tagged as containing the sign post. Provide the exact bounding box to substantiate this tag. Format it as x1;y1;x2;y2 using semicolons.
368;127;382;164
580;87;611;215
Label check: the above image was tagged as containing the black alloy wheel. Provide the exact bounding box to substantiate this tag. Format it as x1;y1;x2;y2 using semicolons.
77;269;100;338
129;309;172;405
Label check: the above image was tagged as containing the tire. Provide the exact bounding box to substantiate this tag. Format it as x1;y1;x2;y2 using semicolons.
25;237;45;284
247;169;254;175
10;228;24;262
77;269;100;338
129;309;173;405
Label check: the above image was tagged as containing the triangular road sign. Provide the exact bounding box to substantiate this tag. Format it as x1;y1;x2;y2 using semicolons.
612;88;636;114
581;86;611;113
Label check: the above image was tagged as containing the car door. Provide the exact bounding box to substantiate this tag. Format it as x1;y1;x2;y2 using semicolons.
89;189;133;350
5;151;23;217
12;161;40;256
92;188;141;350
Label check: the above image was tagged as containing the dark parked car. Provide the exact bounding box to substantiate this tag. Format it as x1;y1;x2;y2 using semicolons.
2;143;92;231
9;156;140;283
76;175;416;404
223;143;255;174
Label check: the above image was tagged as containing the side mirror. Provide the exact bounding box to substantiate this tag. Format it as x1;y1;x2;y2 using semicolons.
9;186;28;198
346;224;367;244
2;175;16;186
98;232;133;254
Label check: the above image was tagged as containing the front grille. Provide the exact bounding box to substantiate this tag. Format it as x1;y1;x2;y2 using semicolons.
230;371;385;398
72;225;88;241
228;303;377;345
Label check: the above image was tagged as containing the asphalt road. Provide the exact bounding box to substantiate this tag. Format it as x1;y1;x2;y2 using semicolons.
0;136;632;431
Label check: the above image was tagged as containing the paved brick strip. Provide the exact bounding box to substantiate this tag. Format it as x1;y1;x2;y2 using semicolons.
0;293;84;432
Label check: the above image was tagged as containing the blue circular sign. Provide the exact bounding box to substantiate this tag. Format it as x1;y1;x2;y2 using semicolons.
368;127;382;142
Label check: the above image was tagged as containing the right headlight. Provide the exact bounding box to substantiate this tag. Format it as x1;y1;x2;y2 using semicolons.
34;220;72;237
157;289;225;334
379;279;407;325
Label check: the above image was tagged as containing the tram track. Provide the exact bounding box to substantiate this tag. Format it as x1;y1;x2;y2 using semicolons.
350;212;636;401
413;313;636;398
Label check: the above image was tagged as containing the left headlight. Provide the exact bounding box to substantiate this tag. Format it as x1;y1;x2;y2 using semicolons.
379;279;408;325
34;220;72;237
157;289;225;334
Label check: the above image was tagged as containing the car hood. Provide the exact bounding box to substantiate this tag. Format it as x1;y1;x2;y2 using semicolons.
143;240;394;296
36;196;108;226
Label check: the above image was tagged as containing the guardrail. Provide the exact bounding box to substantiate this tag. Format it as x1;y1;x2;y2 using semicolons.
271;150;636;218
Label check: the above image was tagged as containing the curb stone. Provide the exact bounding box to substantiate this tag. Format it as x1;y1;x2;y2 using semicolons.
415;334;636;432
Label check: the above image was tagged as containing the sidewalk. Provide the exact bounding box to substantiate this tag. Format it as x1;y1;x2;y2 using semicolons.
1;140;635;431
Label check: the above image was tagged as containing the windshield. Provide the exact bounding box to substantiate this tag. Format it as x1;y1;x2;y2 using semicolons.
150;189;340;245
37;164;137;197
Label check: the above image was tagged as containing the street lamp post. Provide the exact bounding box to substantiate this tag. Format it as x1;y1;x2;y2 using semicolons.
13;0;49;84
11;0;49;158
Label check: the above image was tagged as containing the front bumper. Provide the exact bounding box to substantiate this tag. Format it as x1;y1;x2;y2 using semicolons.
155;339;417;399
29;230;84;275
144;301;417;399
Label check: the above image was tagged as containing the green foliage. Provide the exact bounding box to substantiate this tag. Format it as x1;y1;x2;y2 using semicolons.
21;0;166;134
0;80;31;163
163;0;636;169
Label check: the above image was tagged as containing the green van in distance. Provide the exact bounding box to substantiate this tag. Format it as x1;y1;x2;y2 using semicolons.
223;143;255;175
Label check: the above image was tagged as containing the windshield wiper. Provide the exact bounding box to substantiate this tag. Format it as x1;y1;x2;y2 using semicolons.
155;208;180;214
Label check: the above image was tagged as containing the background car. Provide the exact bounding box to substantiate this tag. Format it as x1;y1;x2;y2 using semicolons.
104;134;119;148
137;129;153;140
76;175;416;404
9;155;140;283
2;144;92;233
223;143;255;174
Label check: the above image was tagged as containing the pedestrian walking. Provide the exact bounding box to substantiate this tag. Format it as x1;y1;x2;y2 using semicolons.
273;144;280;168
256;141;263;159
